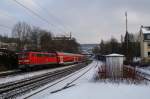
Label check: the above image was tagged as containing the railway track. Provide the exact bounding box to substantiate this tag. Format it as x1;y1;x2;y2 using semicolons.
0;65;66;78
0;65;75;81
0;62;88;99
0;70;21;78
23;61;97;99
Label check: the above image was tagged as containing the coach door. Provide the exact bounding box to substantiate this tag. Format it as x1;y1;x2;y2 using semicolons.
74;57;76;63
59;56;64;64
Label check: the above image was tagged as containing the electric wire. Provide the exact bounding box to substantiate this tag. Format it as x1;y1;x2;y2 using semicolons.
13;0;66;34
32;1;74;36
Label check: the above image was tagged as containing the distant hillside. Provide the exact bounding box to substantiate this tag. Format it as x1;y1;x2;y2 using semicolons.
80;44;98;54
80;44;98;47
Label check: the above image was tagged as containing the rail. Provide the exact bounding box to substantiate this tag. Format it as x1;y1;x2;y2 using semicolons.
0;62;88;99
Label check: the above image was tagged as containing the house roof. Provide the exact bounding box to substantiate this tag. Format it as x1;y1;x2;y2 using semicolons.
105;53;124;57
141;26;150;34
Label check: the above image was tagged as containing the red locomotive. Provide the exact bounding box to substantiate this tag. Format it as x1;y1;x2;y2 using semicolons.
18;51;86;69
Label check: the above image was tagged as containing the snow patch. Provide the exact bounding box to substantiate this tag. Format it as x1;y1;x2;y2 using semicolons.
21;61;150;99
0;65;75;84
45;82;150;99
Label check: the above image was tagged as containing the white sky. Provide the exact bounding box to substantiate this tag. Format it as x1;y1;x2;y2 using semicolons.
0;0;150;44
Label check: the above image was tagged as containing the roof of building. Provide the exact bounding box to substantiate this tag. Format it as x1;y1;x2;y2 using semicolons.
141;26;150;34
105;53;124;57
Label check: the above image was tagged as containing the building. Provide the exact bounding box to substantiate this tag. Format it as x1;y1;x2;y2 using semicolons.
0;42;17;51
105;53;124;78
140;26;150;62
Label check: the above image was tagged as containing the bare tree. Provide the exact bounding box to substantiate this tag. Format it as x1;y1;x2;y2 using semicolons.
11;22;80;53
28;26;41;50
40;30;53;51
12;22;32;50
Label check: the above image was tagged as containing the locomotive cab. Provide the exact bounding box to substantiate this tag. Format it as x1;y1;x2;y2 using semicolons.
18;52;30;69
18;52;58;70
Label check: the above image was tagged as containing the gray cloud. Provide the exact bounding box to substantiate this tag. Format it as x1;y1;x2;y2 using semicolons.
0;0;150;43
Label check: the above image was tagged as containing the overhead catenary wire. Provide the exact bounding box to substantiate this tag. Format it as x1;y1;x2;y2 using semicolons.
23;63;91;99
51;61;97;93
12;0;66;34
31;1;72;35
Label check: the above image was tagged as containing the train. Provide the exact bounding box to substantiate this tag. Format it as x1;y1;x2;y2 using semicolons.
18;51;86;70
0;48;18;69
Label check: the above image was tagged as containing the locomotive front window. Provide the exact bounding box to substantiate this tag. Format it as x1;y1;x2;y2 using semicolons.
49;53;56;57
32;53;37;57
18;53;29;58
36;54;41;57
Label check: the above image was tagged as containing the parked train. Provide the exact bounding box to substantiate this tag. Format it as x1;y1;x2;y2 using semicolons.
0;48;18;69
18;51;86;70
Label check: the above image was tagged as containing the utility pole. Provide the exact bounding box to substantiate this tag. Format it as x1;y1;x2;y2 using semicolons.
125;12;128;34
69;32;72;40
125;11;131;62
125;11;128;48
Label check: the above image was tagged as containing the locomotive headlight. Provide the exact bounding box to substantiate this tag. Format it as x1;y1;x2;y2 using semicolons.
19;60;23;62
24;60;30;62
19;60;30;62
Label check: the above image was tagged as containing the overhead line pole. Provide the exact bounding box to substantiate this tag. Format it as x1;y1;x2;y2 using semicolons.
125;11;131;62
125;11;128;49
125;12;128;34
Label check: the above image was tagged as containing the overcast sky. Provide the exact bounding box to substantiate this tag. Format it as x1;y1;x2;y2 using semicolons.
0;0;150;44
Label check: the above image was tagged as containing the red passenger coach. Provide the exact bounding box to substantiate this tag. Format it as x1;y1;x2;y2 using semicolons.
18;51;86;70
56;52;84;65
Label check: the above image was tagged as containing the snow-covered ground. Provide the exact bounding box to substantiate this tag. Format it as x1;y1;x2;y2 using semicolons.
137;67;150;75
0;65;76;84
46;83;150;99
136;67;150;81
20;61;150;99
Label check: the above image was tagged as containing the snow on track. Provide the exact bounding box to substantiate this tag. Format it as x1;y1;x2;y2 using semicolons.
21;61;150;99
136;67;150;81
19;61;98;99
0;65;76;84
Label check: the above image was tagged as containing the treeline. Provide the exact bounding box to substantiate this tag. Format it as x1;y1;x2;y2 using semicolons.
0;22;80;53
93;32;140;62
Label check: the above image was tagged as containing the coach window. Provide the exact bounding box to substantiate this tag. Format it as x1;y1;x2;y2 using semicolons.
44;54;49;57
37;54;42;57
32;53;36;57
48;54;51;57
41;54;44;57
44;54;47;57
37;54;39;57
48;54;54;57
51;54;56;57
147;43;150;48
148;52;150;57
42;54;47;57
42;54;45;57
